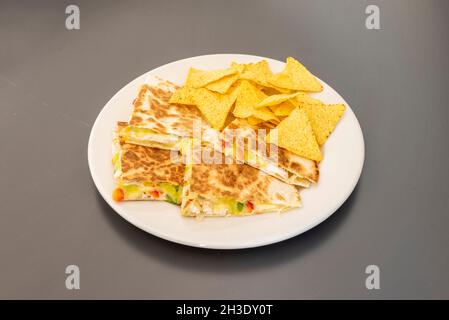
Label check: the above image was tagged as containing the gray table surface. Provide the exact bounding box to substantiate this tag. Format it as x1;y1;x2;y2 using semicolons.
1;0;448;299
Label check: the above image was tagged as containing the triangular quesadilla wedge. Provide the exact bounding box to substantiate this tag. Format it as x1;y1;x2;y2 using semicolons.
181;160;301;217
112;122;184;203
220;118;319;187
118;75;215;150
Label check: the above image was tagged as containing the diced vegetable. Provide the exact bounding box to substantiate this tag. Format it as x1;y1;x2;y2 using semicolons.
149;190;161;199
123;184;143;199
158;183;182;204
112;188;124;202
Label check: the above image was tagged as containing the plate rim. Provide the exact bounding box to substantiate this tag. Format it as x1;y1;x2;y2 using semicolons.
87;53;365;250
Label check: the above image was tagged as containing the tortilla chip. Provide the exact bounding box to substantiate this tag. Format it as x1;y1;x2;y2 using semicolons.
191;88;237;130
185;67;237;88
247;116;265;125
230;62;246;74
268;117;281;125
228;81;241;101
266;107;322;161
233;80;264;118
205;74;239;94
268;92;322;116
239;60;272;85
256;92;300;108
270;101;296;116
260;86;291;95
301;103;345;145
233;80;277;121
235;60;290;93
205;63;244;94
295;92;323;105
269;57;323;92
169;86;198;105
255;108;278;121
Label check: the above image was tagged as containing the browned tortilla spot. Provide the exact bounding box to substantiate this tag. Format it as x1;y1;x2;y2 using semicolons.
119;143;184;185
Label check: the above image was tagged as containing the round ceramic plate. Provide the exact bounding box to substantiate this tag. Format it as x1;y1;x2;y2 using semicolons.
88;54;364;249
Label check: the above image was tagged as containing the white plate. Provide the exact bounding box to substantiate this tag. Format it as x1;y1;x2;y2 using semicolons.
88;54;364;249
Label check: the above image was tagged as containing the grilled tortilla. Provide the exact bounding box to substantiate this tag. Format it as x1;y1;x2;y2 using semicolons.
221;118;319;186
119;75;215;150
112;122;185;203
181;154;301;217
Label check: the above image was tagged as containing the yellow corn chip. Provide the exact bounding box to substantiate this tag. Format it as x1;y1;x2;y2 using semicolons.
233;80;277;121
255;92;300;108
191;88;237;130
300;103;345;145
269;57;323;92
266;107;322;161
260;86;291;95
247;116;265;125
233;80;266;118
237;60;291;93
254;107;278;121
185;67;237;88
268;92;322;116
294;92;323;105
268;117;281;125
230;62;246;74
239;60;272;85
270;100;296;116
205;73;239;94
205;63;245;94
169;86;198;105
228;80;241;101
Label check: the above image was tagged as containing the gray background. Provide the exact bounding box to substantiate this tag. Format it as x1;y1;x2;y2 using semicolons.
1;0;448;299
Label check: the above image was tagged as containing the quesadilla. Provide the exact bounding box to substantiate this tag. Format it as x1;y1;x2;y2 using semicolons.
112;122;184;203
181;160;301;217
118;75;215;150
220;118;319;187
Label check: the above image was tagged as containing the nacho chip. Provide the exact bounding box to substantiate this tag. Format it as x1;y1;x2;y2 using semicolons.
266;107;322;161
169;86;198;105
233;80;265;118
269;57;323;92
233;80;277;121
255;108;278;121
268;117;281;125
247;116;265;125
205;63;244;94
230;62;246;74
270;101;296;116
236;60;290;93
191;88;237;130
295;92;323;105
268;92;323;116
260;86;291;95
239;60;272;85
301;103;345;145
205;74;239;94
256;92;300;108
185;67;237;88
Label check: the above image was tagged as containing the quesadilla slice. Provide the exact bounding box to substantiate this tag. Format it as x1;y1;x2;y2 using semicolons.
112;122;185;203
220;118;319;187
181;158;301;217
118;75;215;150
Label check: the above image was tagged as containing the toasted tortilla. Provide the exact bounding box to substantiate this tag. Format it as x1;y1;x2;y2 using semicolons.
221;118;319;185
113;122;185;202
119;75;217;150
128;75;212;138
181;159;301;217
